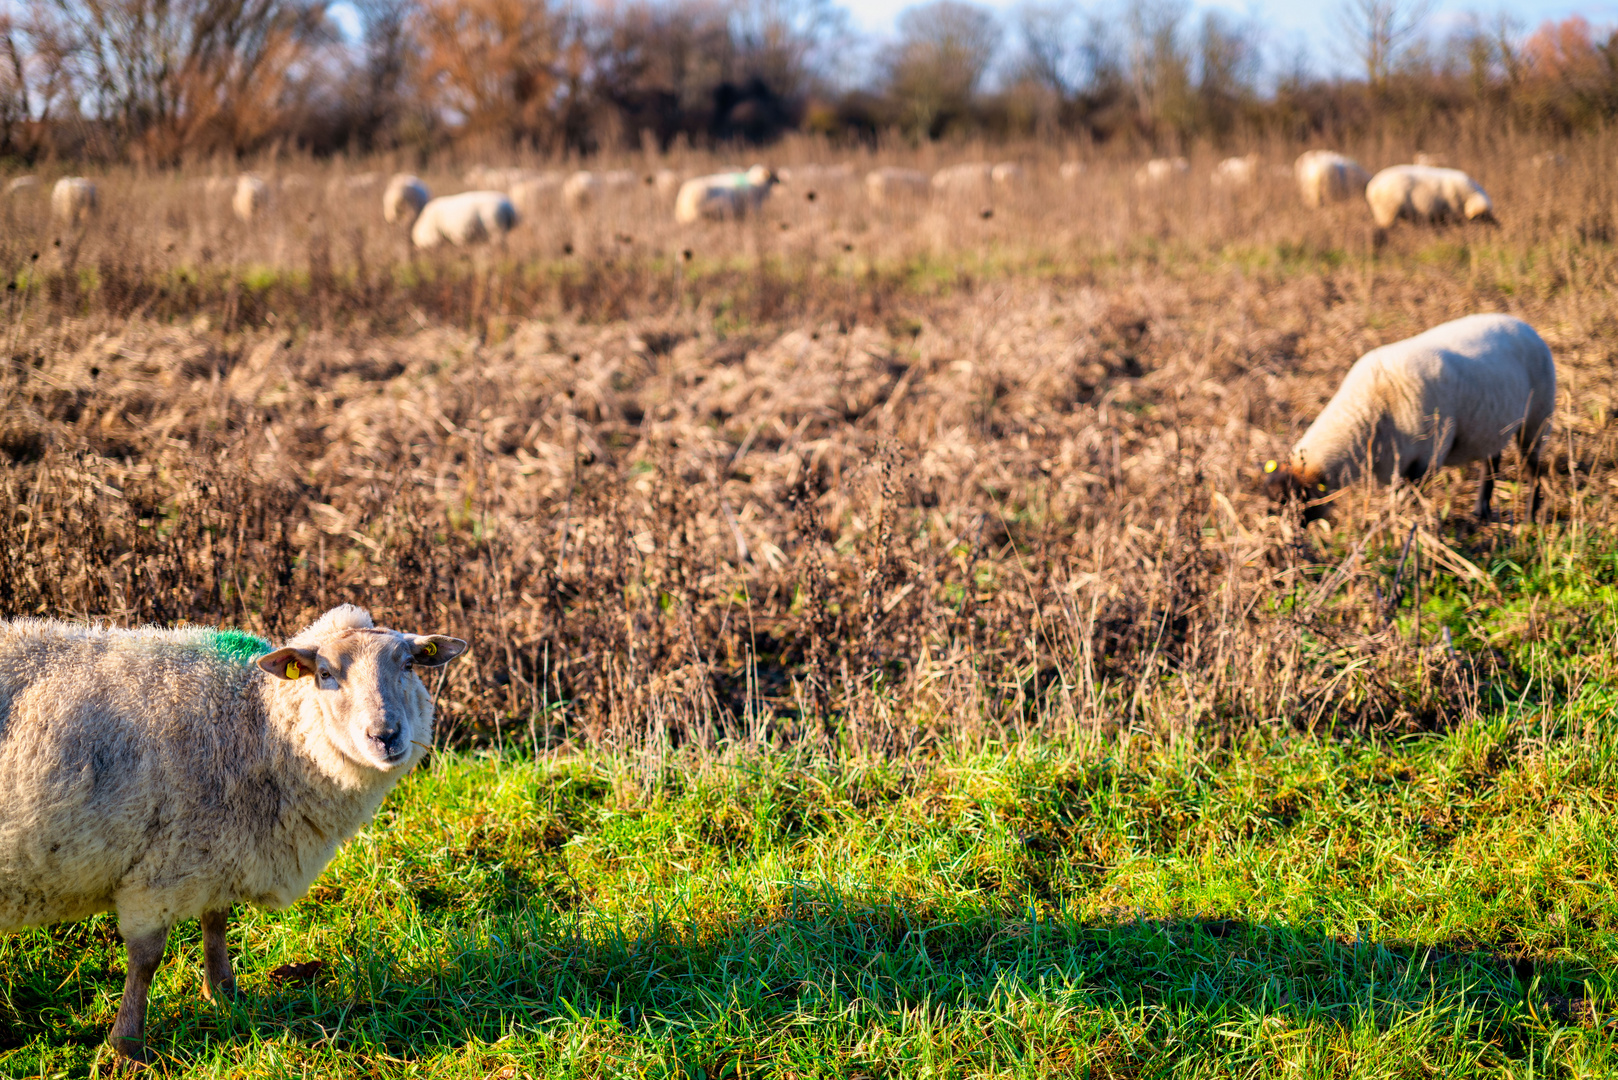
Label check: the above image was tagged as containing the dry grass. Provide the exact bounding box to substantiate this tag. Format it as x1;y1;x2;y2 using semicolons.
4;131;1618;758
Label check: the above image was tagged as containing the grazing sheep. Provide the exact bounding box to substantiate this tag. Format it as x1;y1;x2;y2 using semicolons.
1058;161;1085;181
1532;151;1567;171
561;171;601;213
651;169;683;200
1134;157;1190;186
464;165;534;189
4;175;38;195
991;162;1025;186
1294;150;1371;207
1413;152;1449;168
778;163;854;188
1263;313;1554;521
0;605;467;1062
1212;154;1259;187
232;175;269;222
508;172;564;215
931;162;994;199
383;173;431;225
674;165;778;224
410;190;518;249
50;177;97;225
865;167;930;206
328;172;380;198
1365;165;1496;232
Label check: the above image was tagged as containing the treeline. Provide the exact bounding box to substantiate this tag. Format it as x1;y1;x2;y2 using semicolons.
0;0;1611;163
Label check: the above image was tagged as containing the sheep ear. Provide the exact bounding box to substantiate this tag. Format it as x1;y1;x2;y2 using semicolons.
258;647;320;681
409;635;467;667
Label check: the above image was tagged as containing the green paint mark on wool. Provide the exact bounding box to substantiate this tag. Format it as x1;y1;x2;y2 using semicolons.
206;629;272;664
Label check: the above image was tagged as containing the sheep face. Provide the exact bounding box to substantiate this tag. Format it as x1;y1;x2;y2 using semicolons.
1261;460;1333;521
258;628;466;771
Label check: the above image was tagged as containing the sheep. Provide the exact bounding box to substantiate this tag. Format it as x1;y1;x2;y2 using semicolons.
1294;150;1371;207
651;168;683;200
1134;157;1190;186
561;170;601;213
1262;313;1554;522
1212;154;1259;187
864;167;930;206
0;604;467;1062
1058;161;1085;182
1413;152;1449;167
232;174;269;222
464;165;534;189
5;175;38;195
674;165;778;224
991;162;1025;186
1532;151;1567;171
383;173;431;225
508;172;564;216
410;190;518;248
931;162;994;199
50;177;97;225
1365;164;1496;233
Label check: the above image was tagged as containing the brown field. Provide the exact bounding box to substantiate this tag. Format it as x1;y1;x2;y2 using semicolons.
4;131;1617;757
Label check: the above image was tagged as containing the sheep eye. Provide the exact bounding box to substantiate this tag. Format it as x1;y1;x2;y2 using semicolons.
318;668;332;681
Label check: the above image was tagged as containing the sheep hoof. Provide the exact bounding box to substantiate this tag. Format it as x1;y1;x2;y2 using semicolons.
109;1041;150;1070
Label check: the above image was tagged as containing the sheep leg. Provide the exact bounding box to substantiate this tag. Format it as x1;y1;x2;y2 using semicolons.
1526;448;1545;522
1473;454;1501;521
200;909;236;1000
109;925;169;1064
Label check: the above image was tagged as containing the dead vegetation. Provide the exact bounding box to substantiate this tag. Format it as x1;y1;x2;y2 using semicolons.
4;135;1618;757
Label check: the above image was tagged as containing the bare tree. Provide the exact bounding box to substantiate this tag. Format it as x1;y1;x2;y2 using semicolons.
881;0;1002;137
1015;1;1120;101
411;0;574;146
1125;0;1191;135
1337;0;1432;87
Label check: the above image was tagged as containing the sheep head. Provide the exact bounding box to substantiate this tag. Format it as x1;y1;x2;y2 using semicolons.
258;605;467;772
1464;191;1497;224
1261;459;1334;521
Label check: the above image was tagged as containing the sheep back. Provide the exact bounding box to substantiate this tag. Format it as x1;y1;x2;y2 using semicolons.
1294;151;1370;207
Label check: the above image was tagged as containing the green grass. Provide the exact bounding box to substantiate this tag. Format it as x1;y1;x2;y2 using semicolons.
5;684;1618;1077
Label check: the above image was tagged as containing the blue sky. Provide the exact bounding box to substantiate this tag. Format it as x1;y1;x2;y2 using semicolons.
845;0;1618;77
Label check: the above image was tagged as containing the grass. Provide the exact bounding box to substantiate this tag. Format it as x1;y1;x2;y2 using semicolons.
9;136;1618;1075
8;687;1618;1077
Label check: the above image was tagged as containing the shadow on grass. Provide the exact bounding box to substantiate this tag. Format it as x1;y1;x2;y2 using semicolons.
1;886;1611;1072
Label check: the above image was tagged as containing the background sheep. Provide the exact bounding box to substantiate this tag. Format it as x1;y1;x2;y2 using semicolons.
990;162;1024;186
0;605;467;1061
651;168;683;200
1366;164;1495;233
675;165;777;224
50;177;97;225
1058;161;1084;181
1134;157;1190;186
931;162;993;200
383;173;431;225
232;174;269;222
1294;150;1371;207
865;167;930;206
561;171;601;213
1263;313;1554;521
1212;154;1259;187
410;190;518;248
5;175;37;195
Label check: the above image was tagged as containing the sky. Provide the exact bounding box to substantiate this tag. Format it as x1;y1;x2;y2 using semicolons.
846;0;1618;78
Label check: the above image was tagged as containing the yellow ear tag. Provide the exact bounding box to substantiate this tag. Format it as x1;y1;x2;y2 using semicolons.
286;660;301;680
423;641;437;657
1317;483;1327;492
1264;460;1277;473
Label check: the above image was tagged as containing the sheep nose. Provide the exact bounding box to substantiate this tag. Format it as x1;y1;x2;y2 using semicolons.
368;719;403;755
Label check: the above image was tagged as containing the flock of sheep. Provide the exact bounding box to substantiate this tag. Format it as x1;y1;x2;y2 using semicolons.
17;146;1507;254
0;144;1561;1065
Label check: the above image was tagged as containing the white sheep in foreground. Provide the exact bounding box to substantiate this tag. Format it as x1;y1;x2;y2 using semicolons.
0;605;467;1062
1294;150;1371;207
674;165;777;224
383;173;431;224
1263;313;1554;521
1134;157;1189;186
232;174;269;222
865;167;930;206
50;177;97;225
1365;164;1495;233
410;190;518;249
1212;154;1259;187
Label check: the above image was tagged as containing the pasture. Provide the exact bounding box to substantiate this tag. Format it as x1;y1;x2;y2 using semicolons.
4;130;1618;1076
